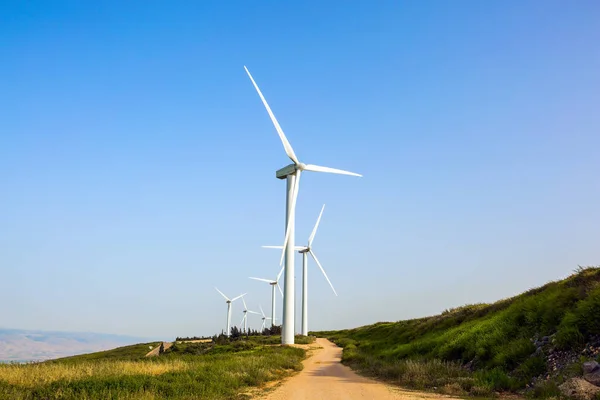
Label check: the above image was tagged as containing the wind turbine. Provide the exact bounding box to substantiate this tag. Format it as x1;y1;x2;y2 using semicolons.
259;305;272;331
248;265;284;327
240;296;260;333
215;287;246;337
244;66;362;345
264;204;336;336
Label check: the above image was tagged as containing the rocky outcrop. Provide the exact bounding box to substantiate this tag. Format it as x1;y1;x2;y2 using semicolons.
559;378;600;400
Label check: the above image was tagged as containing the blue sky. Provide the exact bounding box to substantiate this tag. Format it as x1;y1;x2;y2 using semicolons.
1;1;599;339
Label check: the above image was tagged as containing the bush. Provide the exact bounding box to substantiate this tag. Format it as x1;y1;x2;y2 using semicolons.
475;368;516;391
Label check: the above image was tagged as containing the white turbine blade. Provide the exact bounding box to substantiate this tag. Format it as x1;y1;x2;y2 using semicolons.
260;305;266;317
276;264;285;282
308;204;325;246
249;277;274;284
214;287;230;302
231;293;247;302
248;310;261;315
277;282;283;297
309;250;338;296
243;66;299;164
279;169;301;266
241;296;248;310
265;245;305;250
303;164;362;177
241;314;246;326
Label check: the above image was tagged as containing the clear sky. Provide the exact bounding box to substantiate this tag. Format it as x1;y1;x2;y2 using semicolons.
1;1;599;339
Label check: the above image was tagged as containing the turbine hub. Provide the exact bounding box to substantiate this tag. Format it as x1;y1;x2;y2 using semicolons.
296;162;306;171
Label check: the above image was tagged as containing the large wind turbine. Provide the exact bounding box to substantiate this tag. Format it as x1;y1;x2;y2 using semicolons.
244;66;362;345
240;296;260;333
215;287;246;337
248;265;284;327
264;204;337;336
259;305;272;331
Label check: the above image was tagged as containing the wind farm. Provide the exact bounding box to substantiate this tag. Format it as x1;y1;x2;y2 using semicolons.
204;67;362;345
2;2;598;399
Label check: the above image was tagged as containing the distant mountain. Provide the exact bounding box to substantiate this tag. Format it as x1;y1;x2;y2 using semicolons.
0;328;153;362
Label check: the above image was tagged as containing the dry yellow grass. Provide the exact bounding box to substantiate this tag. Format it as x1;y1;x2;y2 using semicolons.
0;359;189;387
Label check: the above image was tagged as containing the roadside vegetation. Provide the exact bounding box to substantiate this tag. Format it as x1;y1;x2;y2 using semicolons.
314;266;600;398
0;334;307;399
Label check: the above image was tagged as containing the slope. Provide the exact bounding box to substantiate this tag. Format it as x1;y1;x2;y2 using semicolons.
314;266;600;398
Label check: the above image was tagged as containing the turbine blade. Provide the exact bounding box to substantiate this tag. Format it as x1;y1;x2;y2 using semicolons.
276;264;285;283
262;245;284;249
241;296;248;310
279;170;301;266
308;204;325;246
243;66;299;164
249;277;275;284
277;282;283;297
248;310;261;315
309;250;338;296
241;314;246;326
214;287;230;302
231;293;247;302
260;305;266;317
303;164;362;177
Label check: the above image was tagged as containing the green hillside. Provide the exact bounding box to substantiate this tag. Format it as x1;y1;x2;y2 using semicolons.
314;266;600;398
47;341;161;363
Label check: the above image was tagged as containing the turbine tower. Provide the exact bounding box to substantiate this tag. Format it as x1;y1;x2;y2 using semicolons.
249;265;284;327
264;204;337;336
215;287;246;337
240;296;260;333
244;66;361;345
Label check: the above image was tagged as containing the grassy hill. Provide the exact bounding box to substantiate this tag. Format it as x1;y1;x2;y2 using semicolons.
314;266;600;398
0;336;307;399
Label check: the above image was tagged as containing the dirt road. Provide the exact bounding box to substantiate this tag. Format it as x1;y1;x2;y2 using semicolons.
259;338;456;400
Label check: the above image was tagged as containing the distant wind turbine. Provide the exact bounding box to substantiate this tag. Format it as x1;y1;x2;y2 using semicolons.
244;66;361;344
248;265;284;327
240;295;260;333
259;305;272;331
215;287;246;337
264;204;336;336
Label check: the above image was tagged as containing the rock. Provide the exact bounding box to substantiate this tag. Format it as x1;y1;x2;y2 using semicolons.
584;370;600;386
583;361;600;374
559;378;600;400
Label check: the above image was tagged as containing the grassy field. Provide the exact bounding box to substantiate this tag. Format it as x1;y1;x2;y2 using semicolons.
314;266;600;398
0;337;306;399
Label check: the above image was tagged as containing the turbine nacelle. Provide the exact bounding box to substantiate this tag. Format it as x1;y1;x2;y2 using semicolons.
298;246;310;254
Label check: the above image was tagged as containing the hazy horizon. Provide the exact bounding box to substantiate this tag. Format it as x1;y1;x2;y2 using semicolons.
2;1;599;338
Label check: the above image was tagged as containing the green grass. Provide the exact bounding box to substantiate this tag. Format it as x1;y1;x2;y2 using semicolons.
0;339;305;399
313;266;600;398
48;342;161;364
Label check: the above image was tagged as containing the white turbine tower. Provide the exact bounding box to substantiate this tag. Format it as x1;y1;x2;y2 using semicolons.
244;66;362;345
240;296;260;333
215;287;246;337
259;305;272;331
264;204;337;336
248;265;284;327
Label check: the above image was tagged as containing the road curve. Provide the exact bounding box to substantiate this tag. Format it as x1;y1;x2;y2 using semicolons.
259;338;456;400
